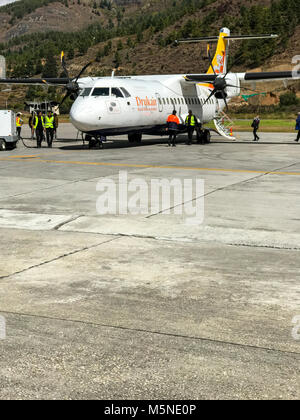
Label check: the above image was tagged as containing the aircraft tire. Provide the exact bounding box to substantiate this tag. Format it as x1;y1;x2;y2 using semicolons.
204;129;211;144
135;133;142;143
128;133;142;143
0;139;6;151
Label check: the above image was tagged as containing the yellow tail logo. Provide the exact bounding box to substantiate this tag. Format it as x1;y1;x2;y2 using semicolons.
207;28;230;75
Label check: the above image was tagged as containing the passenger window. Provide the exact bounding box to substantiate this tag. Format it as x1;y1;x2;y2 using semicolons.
166;98;169;105
163;98;166;105
80;88;92;97
181;98;184;105
120;87;131;97
91;87;110;96
112;88;124;98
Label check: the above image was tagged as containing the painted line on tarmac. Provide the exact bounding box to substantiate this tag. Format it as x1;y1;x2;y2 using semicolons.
31;158;300;176
2;155;300;176
0;155;39;161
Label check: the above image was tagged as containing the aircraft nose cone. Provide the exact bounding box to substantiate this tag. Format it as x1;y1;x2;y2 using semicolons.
70;101;99;132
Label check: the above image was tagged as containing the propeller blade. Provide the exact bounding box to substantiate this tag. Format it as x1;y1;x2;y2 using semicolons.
226;84;266;94
221;90;229;111
207;48;216;76
60;51;69;79
203;89;216;105
74;61;93;83
58;92;70;108
224;53;244;78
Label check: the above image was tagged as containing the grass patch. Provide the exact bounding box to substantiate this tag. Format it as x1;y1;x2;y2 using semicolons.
207;119;297;132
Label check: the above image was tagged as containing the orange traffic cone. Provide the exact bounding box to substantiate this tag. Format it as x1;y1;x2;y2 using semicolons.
230;128;233;136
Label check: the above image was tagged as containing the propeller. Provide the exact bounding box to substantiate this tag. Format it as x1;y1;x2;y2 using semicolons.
58;51;93;108
203;51;263;110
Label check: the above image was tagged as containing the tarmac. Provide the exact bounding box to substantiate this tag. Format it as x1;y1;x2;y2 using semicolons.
0;124;299;400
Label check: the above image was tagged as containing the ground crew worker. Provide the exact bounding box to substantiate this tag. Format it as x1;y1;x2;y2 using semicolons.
294;112;300;142
53;113;59;140
16;113;23;139
34;110;45;148
166;110;180;147
251;115;260;141
45;110;55;148
28;111;35;139
185;110;198;145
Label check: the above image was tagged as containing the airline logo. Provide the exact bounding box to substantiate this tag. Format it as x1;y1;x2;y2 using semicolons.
136;96;158;112
214;52;225;74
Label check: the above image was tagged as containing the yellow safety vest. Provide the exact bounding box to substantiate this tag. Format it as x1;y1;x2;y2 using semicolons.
16;117;23;127
185;115;196;126
34;116;44;129
44;116;54;129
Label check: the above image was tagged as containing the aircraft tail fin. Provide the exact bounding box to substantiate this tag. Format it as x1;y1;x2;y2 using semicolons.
206;28;230;75
176;29;278;76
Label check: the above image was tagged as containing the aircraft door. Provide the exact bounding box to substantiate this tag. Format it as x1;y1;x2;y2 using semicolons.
156;93;163;112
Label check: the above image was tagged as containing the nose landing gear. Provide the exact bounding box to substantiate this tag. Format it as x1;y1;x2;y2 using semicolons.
86;134;106;149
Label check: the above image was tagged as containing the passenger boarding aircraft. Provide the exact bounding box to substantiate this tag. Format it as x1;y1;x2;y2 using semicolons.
0;28;299;144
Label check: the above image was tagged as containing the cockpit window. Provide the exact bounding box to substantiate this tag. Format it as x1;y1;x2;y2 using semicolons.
80;88;92;97
92;87;110;96
111;88;124;98
120;87;131;98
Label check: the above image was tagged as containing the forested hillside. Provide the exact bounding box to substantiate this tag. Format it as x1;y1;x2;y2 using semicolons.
0;0;299;111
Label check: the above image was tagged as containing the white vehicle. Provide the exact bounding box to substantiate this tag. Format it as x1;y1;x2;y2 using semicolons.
0;110;18;151
0;28;299;147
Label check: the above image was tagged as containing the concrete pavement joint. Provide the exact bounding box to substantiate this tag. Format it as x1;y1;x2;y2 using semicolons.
53;215;83;231
0;236;119;281
1;309;299;357
147;160;300;219
56;228;300;250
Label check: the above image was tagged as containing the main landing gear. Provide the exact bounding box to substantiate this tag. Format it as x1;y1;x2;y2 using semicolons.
196;129;211;144
128;133;142;143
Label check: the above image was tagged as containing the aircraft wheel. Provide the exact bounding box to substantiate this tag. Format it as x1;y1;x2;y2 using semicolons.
0;139;6;151
135;133;142;143
204;129;211;143
128;133;142;143
6;142;16;151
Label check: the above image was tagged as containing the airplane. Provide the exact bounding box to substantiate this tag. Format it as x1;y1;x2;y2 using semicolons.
0;27;299;147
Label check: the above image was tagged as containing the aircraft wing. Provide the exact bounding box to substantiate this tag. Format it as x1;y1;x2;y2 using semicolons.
0;78;69;86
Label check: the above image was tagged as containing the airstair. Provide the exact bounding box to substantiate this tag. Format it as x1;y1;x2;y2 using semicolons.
213;110;236;140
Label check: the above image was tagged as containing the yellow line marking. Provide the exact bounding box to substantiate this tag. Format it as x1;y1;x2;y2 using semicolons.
2;155;300;176
33;159;300;176
0;155;39;160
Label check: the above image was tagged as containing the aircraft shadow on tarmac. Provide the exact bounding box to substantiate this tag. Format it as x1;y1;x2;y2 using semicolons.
55;136;198;150
57;138;299;149
22;137;298;150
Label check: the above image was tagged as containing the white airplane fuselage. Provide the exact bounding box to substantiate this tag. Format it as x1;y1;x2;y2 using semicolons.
70;73;240;136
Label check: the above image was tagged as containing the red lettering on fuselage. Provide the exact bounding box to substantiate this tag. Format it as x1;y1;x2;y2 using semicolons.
136;96;157;111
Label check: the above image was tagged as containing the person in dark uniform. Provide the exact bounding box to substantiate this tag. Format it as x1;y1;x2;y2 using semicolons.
28;111;35;139
252;115;260;141
166;110;180;147
294;112;300;142
185;110;198;145
53;113;59;140
45;110;55;148
34;111;45;148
